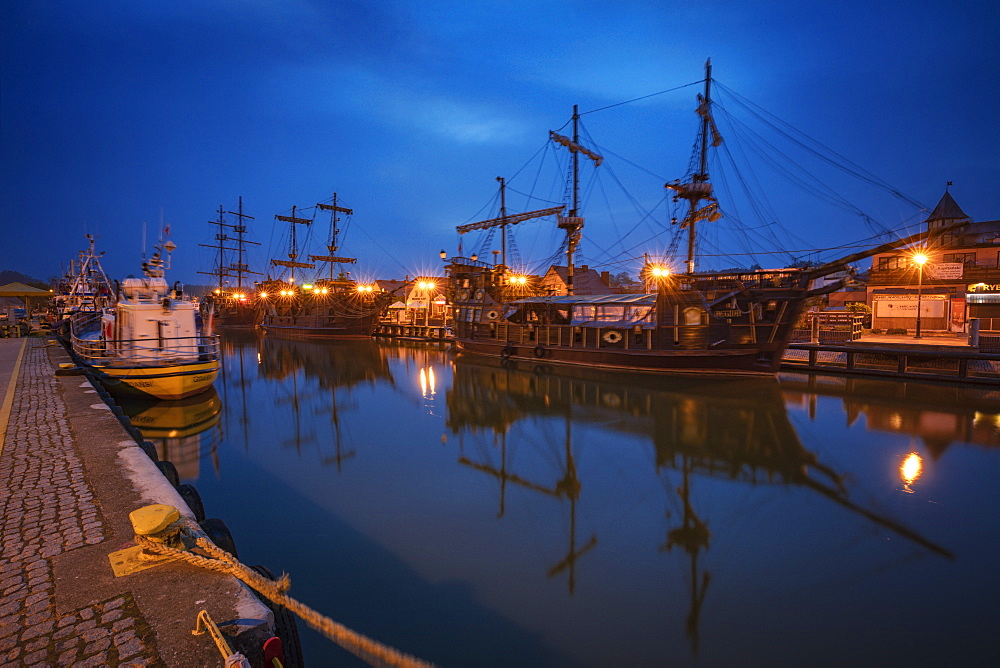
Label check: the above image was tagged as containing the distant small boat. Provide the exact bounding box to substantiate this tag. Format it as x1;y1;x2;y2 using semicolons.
259;194;393;339
69;238;220;400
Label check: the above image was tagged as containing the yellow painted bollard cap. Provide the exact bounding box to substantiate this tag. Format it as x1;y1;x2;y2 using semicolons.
130;504;181;536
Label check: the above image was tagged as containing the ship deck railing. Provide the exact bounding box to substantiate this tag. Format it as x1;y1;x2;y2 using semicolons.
465;320;741;351
71;333;221;368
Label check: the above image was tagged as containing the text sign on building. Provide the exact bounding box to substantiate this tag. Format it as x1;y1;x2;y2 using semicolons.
873;294;947;318
929;263;964;280
967;283;1000;293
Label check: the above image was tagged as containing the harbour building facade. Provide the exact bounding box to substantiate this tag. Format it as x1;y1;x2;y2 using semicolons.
866;188;1000;334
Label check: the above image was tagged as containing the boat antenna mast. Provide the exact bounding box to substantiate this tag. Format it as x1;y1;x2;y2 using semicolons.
311;193;357;280
666;59;722;274
272;205;315;284
550;105;602;294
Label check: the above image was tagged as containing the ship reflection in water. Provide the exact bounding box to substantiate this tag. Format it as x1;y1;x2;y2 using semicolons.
118;387;222;480
193;332;1000;666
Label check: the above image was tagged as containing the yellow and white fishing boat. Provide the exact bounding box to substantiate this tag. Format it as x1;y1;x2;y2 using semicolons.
70;239;220;400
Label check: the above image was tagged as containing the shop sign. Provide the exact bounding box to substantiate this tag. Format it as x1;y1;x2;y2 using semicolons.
873;295;946;318
967;282;1000;293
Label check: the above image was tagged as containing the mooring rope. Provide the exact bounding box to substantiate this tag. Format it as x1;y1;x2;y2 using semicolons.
137;518;434;668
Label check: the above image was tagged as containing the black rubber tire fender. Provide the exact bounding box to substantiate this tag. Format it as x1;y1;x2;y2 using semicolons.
175;483;206;522
155;460;180;487
198;517;239;559
251;564;305;668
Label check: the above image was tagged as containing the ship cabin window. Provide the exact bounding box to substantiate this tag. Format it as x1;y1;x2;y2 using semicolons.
682;307;704;326
506;305;569;324
570;304;653;327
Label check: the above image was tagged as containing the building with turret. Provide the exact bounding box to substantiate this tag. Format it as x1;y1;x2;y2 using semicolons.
866;187;1000;333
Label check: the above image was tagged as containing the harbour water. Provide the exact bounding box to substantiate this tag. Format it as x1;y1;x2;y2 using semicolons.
124;331;1000;665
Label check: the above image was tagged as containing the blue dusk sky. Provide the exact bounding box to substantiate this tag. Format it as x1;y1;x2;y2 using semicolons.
2;1;997;286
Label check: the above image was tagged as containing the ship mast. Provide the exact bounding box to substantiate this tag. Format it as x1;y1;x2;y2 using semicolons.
550;105;602;294
666;59;722;275
198;198;261;292
227;196;260;291
272;205;315;284
456;195;565;267
310;193;357;280
498;177;508;267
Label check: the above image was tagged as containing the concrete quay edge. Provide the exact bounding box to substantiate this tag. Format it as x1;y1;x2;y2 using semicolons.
0;337;274;667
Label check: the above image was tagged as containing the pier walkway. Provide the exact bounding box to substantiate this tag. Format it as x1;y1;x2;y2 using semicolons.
782;332;1000;384
0;337;272;666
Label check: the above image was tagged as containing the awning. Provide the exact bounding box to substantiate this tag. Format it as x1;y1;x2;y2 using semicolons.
966;294;1000;304
0;282;52;298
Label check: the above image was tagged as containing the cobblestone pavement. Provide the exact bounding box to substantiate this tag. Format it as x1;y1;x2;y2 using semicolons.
0;340;163;666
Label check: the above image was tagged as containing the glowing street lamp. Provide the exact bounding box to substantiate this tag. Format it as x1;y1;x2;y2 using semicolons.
912;252;928;339
649;265;670;278
643;263;671;291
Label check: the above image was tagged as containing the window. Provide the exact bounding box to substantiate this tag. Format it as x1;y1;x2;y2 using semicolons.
943;252;975;266
877;256;906;270
683;307;703;325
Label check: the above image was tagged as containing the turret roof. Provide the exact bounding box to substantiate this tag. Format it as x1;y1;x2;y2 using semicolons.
925;190;969;223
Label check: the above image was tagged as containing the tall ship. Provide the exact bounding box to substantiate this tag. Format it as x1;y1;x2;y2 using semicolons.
445;62;927;375
69;237;221;400
199;197;263;328
259;194;393;339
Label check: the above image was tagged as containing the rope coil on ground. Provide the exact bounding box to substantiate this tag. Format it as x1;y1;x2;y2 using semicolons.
136;517;434;668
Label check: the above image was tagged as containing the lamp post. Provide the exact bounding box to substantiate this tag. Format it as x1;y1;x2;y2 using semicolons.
913;253;927;339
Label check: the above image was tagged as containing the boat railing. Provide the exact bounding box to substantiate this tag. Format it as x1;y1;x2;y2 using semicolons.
70;316;220;367
470;321;658;351
465;312;795;352
678;270;803;291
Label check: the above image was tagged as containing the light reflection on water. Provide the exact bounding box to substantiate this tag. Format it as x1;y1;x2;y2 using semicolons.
122;331;1000;666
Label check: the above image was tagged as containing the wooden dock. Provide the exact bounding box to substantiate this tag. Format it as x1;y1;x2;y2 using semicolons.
374;323;453;341
781;340;1000;385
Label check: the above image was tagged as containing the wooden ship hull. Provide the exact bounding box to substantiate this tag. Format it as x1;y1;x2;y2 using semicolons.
451;269;819;375
258;280;392;340
212;300;262;329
